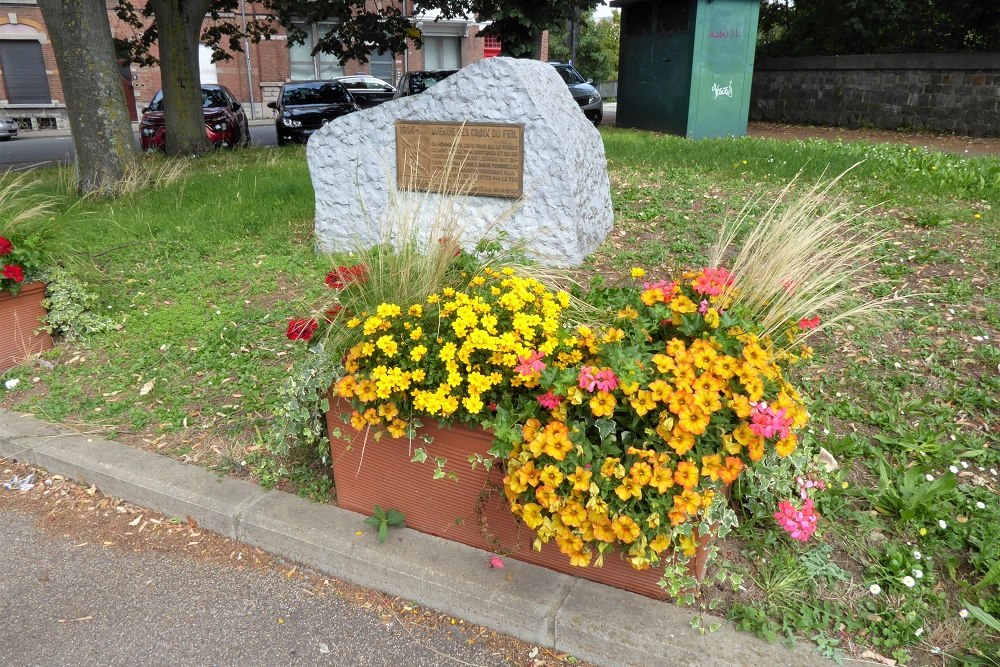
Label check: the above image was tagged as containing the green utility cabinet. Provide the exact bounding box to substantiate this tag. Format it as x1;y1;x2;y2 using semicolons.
612;0;760;139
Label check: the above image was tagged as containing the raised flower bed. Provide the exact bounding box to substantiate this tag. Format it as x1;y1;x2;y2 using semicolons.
1;230;52;372
0;280;52;372
326;393;708;599
287;244;827;602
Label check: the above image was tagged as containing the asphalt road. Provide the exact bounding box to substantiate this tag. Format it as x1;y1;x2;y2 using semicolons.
0;125;279;170
0;509;527;667
0;105;618;170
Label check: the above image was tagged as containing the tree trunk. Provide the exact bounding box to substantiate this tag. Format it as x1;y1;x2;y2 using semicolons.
37;0;136;195
149;0;211;156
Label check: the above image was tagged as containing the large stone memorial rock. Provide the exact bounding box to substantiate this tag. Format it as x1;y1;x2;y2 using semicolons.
307;57;613;267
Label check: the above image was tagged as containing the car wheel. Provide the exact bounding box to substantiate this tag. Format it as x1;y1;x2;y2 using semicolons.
240;120;251;147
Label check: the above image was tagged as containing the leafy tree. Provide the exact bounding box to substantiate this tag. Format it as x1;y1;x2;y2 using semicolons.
758;0;1000;57
548;9;620;83
38;0;136;195
472;0;602;58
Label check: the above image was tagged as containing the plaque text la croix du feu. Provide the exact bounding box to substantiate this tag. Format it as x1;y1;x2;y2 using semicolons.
395;121;524;199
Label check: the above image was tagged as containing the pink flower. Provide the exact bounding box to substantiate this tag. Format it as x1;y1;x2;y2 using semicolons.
749;402;793;440
692;267;733;296
489;554;504;569
515;350;546;377
594;368;618;392
578;366;598;392
699;299;710;315
536;391;562;409
774;498;819;542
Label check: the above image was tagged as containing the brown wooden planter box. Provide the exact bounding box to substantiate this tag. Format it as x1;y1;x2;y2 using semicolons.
326;393;711;600
0;282;52;373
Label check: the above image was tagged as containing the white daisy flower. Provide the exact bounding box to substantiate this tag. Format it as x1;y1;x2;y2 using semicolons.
976;501;986;510
959;609;970;619
902;575;916;588
913;569;923;579
869;584;882;595
949;465;959;473
913;550;922;560
939;519;948;529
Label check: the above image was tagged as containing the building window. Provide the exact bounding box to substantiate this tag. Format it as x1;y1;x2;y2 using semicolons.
289;24;344;80
0;40;51;104
422;36;461;70
369;50;394;82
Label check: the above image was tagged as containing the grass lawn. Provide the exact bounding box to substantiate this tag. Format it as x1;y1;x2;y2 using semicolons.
2;132;998;664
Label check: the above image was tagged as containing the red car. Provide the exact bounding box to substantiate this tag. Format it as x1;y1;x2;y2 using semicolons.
140;84;250;151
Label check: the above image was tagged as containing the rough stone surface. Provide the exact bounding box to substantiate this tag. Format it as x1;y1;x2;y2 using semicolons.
308;57;613;267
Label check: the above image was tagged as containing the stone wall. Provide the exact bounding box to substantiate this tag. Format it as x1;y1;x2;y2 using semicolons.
750;53;1000;137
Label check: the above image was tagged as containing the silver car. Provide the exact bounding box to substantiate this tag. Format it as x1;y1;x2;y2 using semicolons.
0;116;18;141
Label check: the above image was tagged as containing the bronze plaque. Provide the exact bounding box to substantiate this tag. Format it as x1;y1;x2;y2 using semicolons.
395;121;524;199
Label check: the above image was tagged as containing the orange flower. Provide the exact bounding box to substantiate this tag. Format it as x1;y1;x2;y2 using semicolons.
611;515;641;543
718;456;744;484
674;460;700;489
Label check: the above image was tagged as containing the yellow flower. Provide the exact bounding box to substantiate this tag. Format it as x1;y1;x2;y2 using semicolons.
589;391;616;417
630;267;646;279
539;465;564;488
408;304;423;317
376;335;398;357
376;303;402;318
611;515;641;543
462;395;485;414
362;316;384;335
410;345;428;362
521;503;544;530
426;294;440;304
346;317;361;328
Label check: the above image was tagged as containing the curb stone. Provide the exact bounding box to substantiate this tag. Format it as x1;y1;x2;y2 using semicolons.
0;409;836;667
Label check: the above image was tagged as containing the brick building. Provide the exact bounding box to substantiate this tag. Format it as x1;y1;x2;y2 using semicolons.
0;1;544;131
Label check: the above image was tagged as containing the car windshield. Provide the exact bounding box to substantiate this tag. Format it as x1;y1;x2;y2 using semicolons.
553;65;585;85
282;83;350;105
407;71;456;95
147;88;228;111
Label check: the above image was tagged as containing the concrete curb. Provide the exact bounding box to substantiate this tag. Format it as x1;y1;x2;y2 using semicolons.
0;409;834;667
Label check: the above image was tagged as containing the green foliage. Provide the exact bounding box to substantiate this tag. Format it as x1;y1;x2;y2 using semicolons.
268;344;338;462
548;9;620;83
758;0;1000;57
870;464;957;525
41;268;119;342
364;505;406;543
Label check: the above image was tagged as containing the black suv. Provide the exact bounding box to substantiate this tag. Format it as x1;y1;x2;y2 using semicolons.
268;80;359;145
336;75;396;109
549;62;603;127
392;70;458;99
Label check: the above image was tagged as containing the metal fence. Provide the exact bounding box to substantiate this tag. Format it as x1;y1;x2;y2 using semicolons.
596;80;618;99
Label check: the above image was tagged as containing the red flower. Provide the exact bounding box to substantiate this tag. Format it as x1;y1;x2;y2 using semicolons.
0;236;12;256
286;317;318;341
2;264;24;283
325;264;368;290
798;315;821;331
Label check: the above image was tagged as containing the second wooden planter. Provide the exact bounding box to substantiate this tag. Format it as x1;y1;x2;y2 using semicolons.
326;394;711;600
0;282;52;373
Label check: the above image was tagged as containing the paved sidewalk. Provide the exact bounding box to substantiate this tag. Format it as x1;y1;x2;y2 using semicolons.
0;410;835;667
